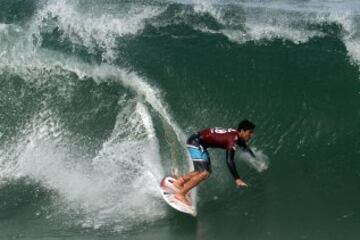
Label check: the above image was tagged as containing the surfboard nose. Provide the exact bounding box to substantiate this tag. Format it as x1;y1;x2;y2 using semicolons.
160;177;167;189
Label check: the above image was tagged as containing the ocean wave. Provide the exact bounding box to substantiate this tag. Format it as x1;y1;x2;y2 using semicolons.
147;1;360;66
2;0;359;67
0;0;359;235
0;51;187;231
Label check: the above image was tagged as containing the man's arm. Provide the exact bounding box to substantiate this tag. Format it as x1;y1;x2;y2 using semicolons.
226;149;248;187
226;149;239;179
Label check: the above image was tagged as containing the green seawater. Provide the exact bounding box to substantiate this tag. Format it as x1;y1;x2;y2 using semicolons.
0;1;359;239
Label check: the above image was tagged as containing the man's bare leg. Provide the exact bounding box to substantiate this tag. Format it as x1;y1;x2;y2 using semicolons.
175;171;210;205
172;171;199;189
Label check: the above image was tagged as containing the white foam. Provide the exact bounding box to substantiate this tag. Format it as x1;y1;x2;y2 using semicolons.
222;25;320;44
192;2;322;43
33;0;165;62
316;11;360;65
239;148;269;173
0;89;166;230
0;23;8;32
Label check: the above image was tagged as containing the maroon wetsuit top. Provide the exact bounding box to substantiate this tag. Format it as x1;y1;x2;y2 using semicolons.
197;127;255;180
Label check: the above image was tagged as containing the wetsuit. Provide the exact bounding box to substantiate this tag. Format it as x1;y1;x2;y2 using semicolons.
186;127;255;180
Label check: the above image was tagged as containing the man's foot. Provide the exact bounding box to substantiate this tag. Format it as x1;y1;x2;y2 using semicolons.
172;180;183;190
174;193;192;206
167;178;182;192
169;176;186;191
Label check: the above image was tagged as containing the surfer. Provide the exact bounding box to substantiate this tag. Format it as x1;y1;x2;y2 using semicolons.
173;120;256;205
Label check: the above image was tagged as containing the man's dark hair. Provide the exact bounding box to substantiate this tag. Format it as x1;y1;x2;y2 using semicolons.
237;119;256;131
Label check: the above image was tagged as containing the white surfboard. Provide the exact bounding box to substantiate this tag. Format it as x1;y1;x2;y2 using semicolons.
160;176;197;216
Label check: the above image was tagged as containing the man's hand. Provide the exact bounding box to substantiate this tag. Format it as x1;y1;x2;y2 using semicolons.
235;178;248;188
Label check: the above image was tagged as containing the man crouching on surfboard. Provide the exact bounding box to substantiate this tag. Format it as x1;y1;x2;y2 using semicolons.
173;120;256;205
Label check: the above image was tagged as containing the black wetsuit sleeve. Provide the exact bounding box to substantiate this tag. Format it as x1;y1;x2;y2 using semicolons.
226;149;240;180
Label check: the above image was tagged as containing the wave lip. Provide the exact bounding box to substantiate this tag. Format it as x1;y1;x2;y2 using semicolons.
144;1;360;67
33;0;166;62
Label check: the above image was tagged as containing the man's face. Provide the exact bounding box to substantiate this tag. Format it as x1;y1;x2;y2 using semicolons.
239;129;254;142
